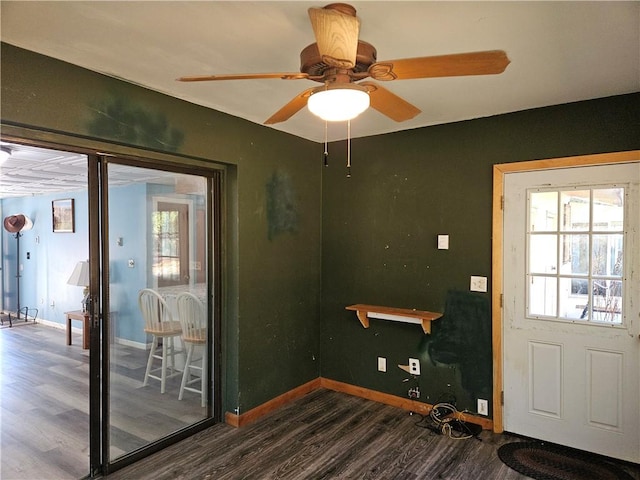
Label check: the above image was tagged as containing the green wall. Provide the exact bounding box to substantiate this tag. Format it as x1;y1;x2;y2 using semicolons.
320;93;640;415
2;42;639;420
0;43;322;415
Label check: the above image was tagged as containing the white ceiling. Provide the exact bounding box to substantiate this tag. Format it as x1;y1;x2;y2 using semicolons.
1;2;638;199
0;143;177;199
1;1;638;144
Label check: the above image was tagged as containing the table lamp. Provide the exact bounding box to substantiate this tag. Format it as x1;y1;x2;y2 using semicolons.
67;260;90;311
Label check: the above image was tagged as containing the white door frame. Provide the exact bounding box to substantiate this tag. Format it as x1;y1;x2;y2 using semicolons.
491;150;640;433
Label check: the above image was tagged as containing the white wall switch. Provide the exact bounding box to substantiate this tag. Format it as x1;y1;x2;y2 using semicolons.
437;235;449;250
377;357;387;372
470;275;488;292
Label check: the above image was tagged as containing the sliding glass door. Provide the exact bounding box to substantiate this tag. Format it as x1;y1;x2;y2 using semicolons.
0;140;221;477
95;158;220;471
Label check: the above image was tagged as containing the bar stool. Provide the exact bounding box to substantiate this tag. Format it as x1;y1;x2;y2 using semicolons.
139;288;183;394
176;292;207;407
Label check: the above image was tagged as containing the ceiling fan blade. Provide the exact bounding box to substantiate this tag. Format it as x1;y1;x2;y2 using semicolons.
360;82;421;122
178;72;310;82
264;88;316;125
369;50;510;81
308;5;360;69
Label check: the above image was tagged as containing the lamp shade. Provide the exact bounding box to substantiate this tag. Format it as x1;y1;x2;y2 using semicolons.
307;84;370;122
67;260;90;286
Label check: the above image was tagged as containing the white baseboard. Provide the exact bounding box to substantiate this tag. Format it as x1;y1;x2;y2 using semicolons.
114;336;147;350
33;316;147;350
37;316;71;331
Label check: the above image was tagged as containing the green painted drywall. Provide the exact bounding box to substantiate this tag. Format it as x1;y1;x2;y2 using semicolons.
0;43;322;415
3;42;639;420
320;93;640;415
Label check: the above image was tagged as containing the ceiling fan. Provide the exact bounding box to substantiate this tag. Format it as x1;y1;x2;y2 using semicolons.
178;3;510;125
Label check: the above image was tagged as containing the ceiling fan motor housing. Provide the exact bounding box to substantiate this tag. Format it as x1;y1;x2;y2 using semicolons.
300;41;377;81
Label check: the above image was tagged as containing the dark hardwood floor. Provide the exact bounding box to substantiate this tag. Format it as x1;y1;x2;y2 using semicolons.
2;322;639;479
101;387;640;480
0;321;204;480
1;322;90;479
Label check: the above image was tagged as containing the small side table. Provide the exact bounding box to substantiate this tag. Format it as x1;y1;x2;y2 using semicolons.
65;310;90;349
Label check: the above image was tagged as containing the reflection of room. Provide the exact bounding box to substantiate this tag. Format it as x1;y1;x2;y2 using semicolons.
0;144;209;478
0;148;206;350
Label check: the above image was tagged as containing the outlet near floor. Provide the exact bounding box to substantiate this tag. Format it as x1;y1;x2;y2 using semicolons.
477;398;489;416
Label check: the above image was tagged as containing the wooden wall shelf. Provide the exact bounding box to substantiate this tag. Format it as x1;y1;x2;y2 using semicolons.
346;304;443;334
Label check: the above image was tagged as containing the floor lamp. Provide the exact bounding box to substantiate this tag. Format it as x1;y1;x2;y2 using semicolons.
3;214;33;319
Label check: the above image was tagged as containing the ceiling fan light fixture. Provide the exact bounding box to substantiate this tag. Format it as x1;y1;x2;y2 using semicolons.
307;84;370;122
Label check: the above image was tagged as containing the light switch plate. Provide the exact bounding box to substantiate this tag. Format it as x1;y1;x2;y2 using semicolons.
437;234;449;250
377;357;387;372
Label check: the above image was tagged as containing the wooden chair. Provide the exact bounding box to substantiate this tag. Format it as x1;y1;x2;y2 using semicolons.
139;288;183;394
176;292;207;407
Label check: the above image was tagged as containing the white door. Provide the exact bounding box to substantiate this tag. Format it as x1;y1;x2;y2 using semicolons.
503;162;639;462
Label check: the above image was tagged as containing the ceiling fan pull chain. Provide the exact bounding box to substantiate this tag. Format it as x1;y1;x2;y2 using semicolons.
346;119;352;178
323;120;329;167
346;120;352;177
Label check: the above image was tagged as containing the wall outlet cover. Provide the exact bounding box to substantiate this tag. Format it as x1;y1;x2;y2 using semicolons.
408;358;420;375
470;275;488;292
477;398;489;416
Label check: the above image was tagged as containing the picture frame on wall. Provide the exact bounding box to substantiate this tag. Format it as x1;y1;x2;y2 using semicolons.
52;198;75;233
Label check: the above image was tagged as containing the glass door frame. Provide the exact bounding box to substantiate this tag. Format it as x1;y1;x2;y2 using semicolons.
89;154;223;476
0;131;224;477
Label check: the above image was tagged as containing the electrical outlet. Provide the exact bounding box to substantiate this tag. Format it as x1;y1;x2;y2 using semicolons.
408;358;420;375
477;398;489;416
377;356;387;372
470;275;488;292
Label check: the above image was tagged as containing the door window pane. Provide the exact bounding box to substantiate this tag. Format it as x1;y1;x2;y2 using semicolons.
592;234;623;276
560;190;590;231
528;276;557;316
530;191;558;231
593;188;624;231
152;202;190;287
529;235;557;274
559;277;587;319
559;234;589;275
527;186;626;325
591;279;622;323
153;210;181;282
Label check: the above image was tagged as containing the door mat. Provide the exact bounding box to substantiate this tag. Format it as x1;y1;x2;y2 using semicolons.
497;441;636;480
